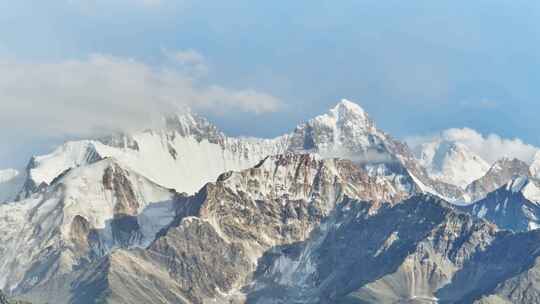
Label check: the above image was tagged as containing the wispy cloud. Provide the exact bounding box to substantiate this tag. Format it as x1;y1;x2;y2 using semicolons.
0;52;282;139
163;49;209;76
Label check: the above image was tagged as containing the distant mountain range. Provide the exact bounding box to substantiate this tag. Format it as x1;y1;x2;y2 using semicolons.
2;100;540;303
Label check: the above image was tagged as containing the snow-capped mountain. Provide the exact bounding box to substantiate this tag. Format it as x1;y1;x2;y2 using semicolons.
288;99;465;202
412;136;540;204
14;153;540;304
2;99;465;205
460;176;540;232
4;110;288;203
0;158;182;296
5;99;540;304
288;99;381;158
414;140;490;189
4;152;425;303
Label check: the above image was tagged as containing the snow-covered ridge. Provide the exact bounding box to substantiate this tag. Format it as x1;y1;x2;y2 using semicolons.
3;99;399;203
3;111;289;201
506;176;540;203
460;175;540;232
0;99;472;206
5;99;540;206
464;157;532;202
29;140;102;185
0;158;180;291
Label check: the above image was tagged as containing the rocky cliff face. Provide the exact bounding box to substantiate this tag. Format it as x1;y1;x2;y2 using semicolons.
13;152;425;304
246;194;540;304
23;162;540;304
11;153;540;304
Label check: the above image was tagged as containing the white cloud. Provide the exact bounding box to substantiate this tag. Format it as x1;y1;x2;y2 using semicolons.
0;53;282;139
318;146;396;164
407;128;539;164
163;49;209;76
168;49;205;66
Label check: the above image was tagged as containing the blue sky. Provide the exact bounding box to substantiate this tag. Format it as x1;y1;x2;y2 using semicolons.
0;1;539;168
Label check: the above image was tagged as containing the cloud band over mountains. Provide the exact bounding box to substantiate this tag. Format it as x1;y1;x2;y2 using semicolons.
0;52;282;138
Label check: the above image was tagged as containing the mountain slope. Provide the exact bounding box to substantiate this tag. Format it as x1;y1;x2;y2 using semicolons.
30;163;540;304
247;195;540;304
465;158;532;202
460;176;540;232
0;158;182;299
15;152;425;304
12;111;288;201
14;153;540;304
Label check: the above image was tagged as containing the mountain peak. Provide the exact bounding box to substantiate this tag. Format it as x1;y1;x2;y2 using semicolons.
329;99;370;123
413;137;490;190
333;98;367;113
424;140;490;189
287;99;383;155
308;99;374;133
163;109;225;145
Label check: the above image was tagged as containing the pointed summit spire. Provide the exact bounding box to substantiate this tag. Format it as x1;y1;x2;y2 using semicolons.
330;99;369;120
333;98;367;114
324;98;374;132
287;98;384;155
